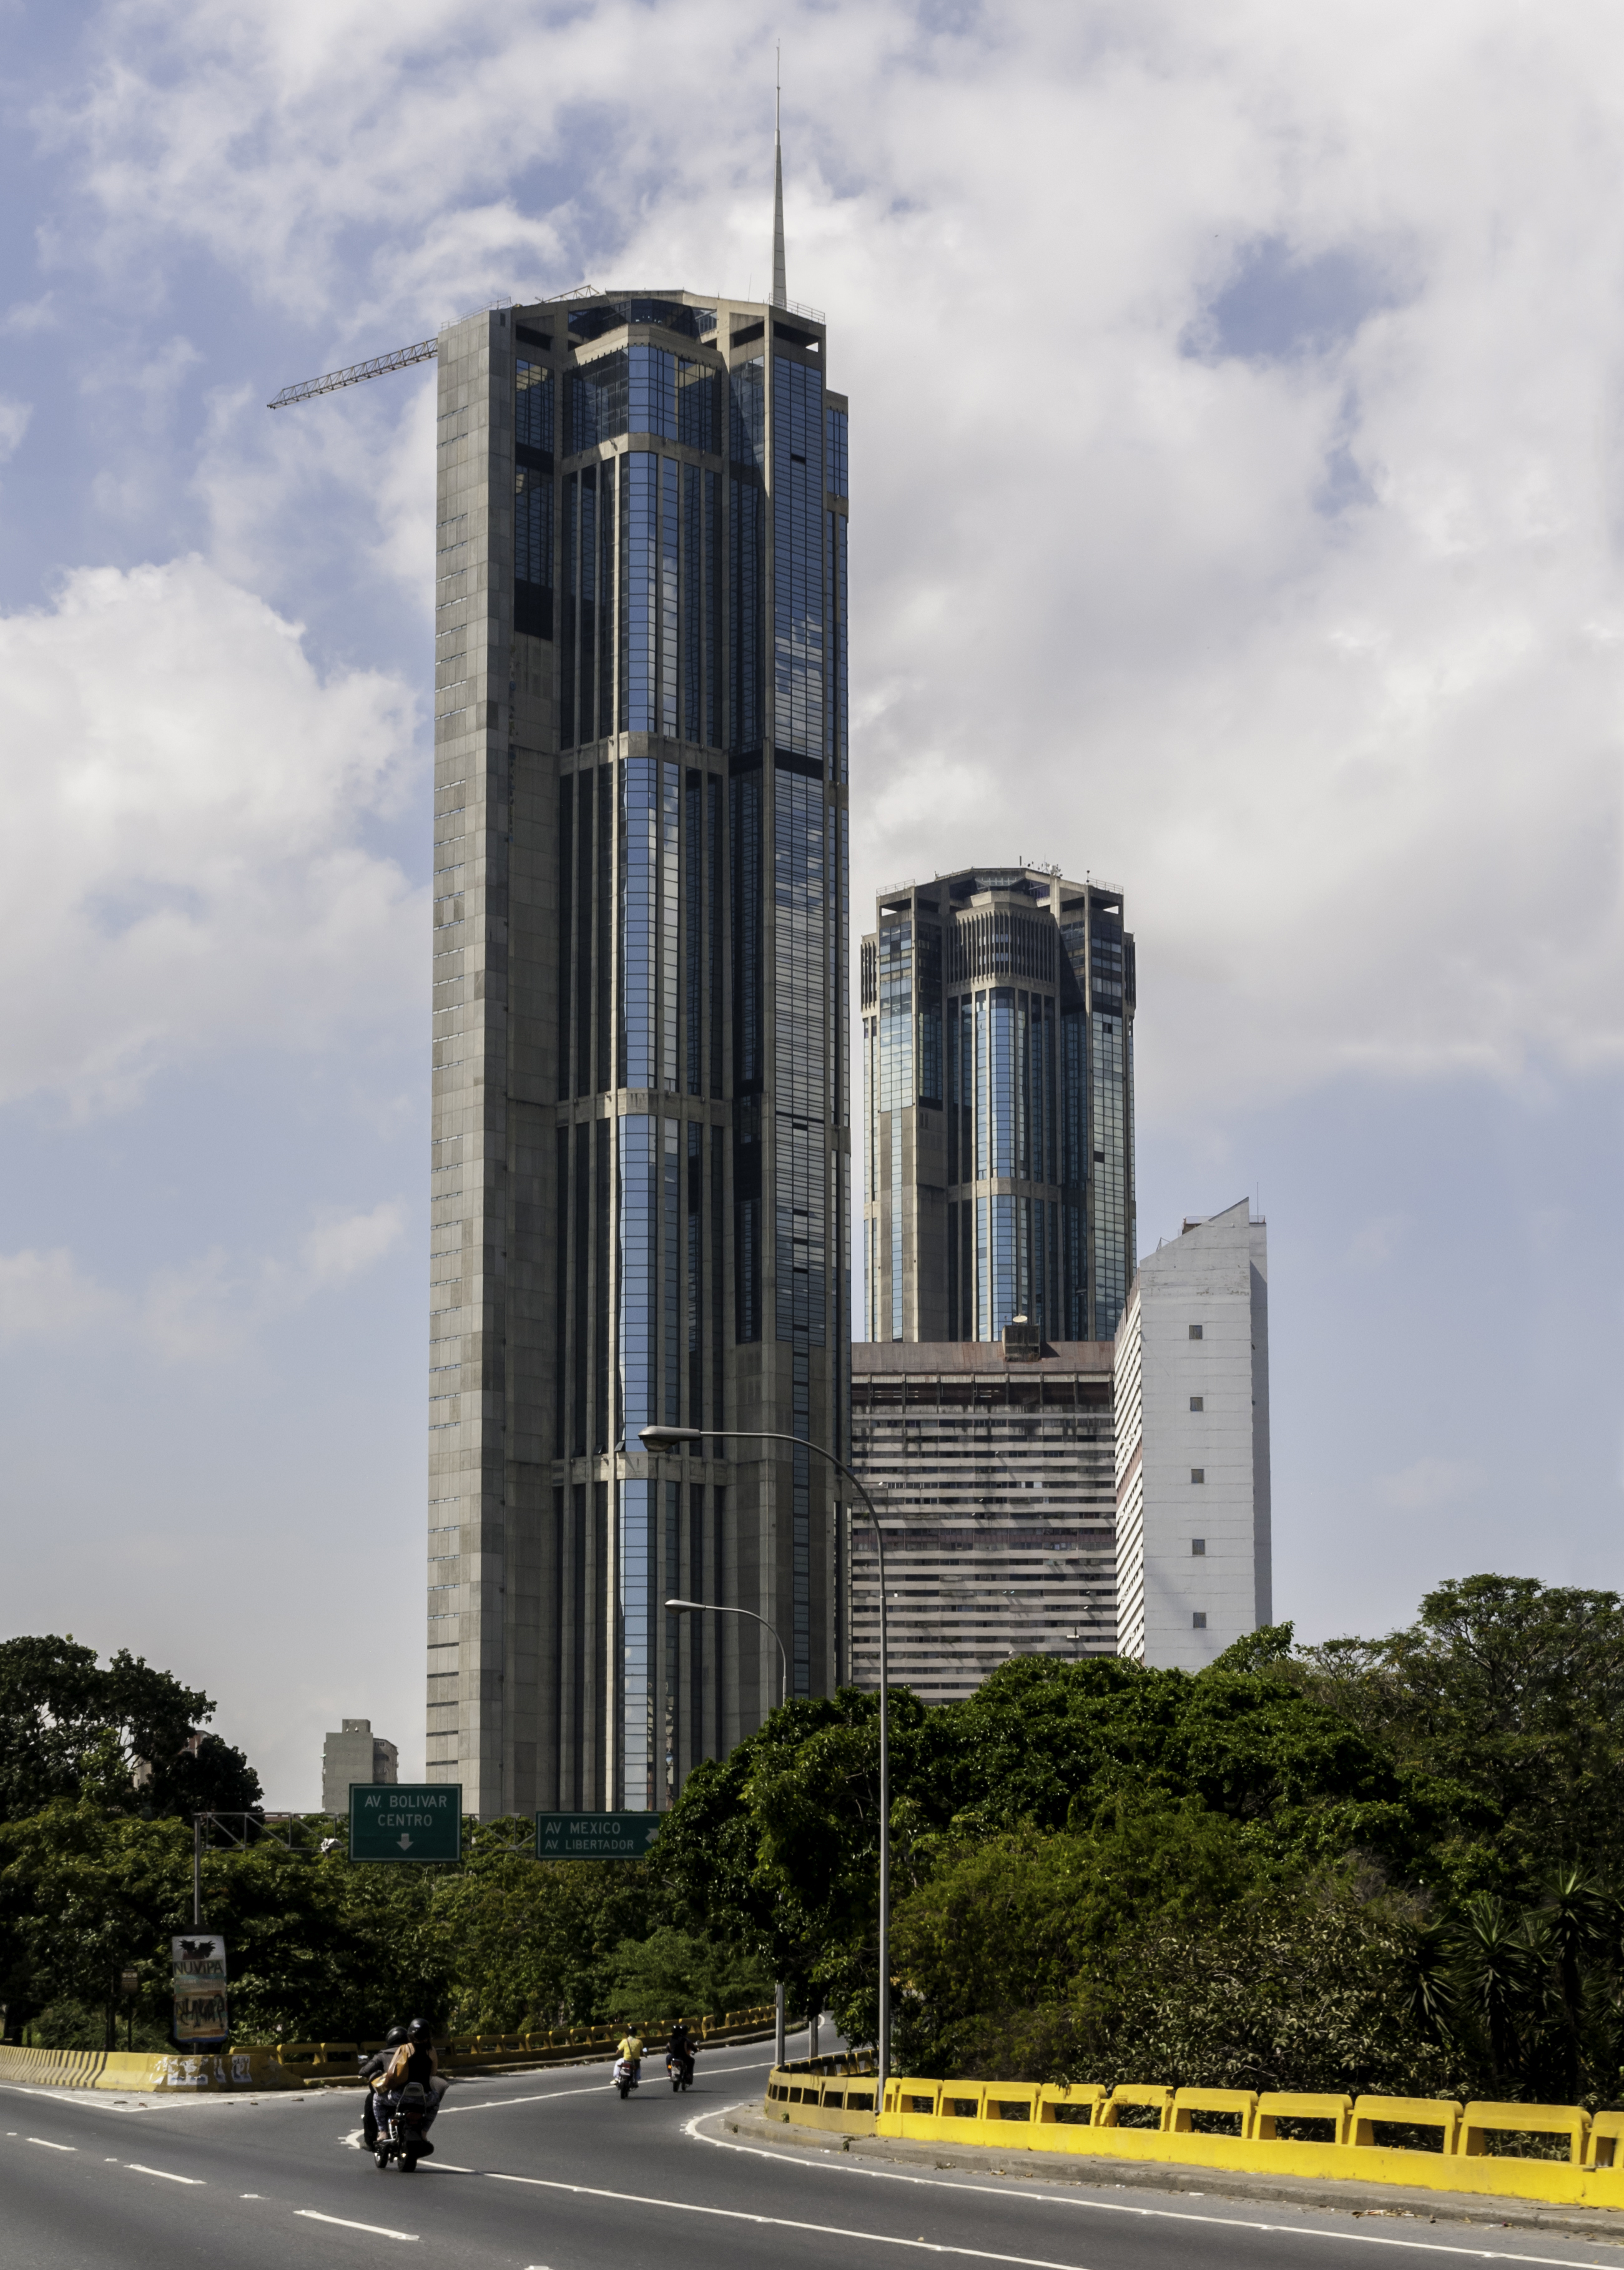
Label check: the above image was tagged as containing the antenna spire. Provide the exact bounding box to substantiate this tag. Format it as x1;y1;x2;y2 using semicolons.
772;46;787;309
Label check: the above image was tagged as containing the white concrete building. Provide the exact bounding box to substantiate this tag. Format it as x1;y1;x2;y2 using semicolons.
1114;1200;1271;1668
321;1719;400;1816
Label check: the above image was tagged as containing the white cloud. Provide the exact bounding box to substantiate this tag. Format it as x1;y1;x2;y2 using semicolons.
34;0;1624;1128
0;555;424;1116
1;296;56;336
0;399;31;461
0;1249;119;1344
1379;1457;1484;1513
0;1201;410;1360
298;1199;407;1291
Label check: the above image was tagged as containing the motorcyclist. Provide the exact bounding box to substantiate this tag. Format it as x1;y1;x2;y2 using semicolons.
359;2026;408;2152
376;2017;446;2157
666;2021;696;2086
616;2027;644;2085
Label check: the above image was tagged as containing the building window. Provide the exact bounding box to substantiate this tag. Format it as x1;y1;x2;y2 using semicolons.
1189;1395;1204;1411
1191;1538;1206;1556
1193;1611;1207;1630
1188;1323;1203;1340
1191;1467;1205;1483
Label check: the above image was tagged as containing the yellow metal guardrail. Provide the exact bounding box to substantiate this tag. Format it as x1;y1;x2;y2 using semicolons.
762;2070;1624;2211
0;2005;778;2096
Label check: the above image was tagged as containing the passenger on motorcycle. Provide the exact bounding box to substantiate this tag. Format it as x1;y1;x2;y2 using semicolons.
616;2028;644;2082
666;2022;696;2087
360;2026;409;2151
375;2017;448;2156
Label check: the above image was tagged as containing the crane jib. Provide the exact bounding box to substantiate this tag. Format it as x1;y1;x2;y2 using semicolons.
267;337;438;410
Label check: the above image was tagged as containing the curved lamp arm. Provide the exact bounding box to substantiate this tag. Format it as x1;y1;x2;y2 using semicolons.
666;1597;789;1711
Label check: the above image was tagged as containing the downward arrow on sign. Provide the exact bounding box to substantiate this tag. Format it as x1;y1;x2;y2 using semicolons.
396;1834;413;1850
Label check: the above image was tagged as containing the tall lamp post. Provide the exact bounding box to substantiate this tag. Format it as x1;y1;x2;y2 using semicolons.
639;1422;892;2096
665;1594;790;2068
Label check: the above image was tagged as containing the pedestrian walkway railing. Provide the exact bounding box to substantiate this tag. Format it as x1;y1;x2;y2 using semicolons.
762;2068;1624;2211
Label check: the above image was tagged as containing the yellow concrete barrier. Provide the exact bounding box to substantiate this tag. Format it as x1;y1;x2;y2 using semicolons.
1461;2100;1588;2164
763;2068;1624;2212
1351;2093;1462;2152
0;2046;292;2093
1255;2091;1352;2145
1100;2083;1174;2131
1171;2087;1256;2137
0;2002;780;2098
1588;2111;1624;2169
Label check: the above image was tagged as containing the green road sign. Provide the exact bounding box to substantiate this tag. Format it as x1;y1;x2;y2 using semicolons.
350;1784;463;1862
534;1811;662;1861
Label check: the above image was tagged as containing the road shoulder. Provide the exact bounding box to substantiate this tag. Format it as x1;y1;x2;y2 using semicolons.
704;2103;1624;2250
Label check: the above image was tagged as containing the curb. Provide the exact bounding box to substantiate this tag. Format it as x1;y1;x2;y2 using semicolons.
714;2108;1624;2246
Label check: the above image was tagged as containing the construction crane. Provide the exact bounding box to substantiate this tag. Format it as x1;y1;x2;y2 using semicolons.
265;288;603;411
267;336;438;410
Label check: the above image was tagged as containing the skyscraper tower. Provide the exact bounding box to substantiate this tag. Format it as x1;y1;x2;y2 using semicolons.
427;197;850;1812
860;867;1134;1347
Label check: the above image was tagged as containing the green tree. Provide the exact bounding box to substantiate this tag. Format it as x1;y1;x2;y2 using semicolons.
1297;1576;1624;1889
658;1652;1439;2049
600;1927;773;2023
0;1636;261;1824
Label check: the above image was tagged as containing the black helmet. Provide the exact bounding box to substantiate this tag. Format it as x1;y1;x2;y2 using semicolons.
383;2025;408;2046
406;2016;431;2040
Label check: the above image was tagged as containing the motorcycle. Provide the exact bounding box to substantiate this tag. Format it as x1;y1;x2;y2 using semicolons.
667;2050;695;2093
613;2056;641;2100
373;2079;435;2171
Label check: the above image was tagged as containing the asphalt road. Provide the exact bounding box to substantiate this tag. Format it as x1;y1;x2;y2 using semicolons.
7;2042;1624;2270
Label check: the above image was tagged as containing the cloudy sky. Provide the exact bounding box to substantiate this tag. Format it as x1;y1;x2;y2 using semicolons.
3;0;1622;1805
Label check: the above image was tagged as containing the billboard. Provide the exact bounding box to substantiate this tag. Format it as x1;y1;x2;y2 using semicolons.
172;1933;229;2045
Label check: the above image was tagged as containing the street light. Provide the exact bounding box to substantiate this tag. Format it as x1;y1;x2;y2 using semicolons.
666;1595;790;2061
665;1598;788;1711
639;1421;892;2097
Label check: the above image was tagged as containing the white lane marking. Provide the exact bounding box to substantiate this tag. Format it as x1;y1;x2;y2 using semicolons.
27;2137;76;2150
486;2168;1096;2266
687;2107;1624;2270
243;2191;262;2196
295;2209;420;2240
443;2047;785;2115
125;2163;205;2184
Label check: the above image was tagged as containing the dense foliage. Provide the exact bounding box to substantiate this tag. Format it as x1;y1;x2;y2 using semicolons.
11;1575;1624;2101
0;1635;260;1823
658;1577;1624;2105
0;1806;771;2050
0;1636;765;2049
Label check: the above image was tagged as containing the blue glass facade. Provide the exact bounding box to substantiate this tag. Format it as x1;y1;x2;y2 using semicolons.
862;872;1134;1350
771;358;824;760
435;290;850;1820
